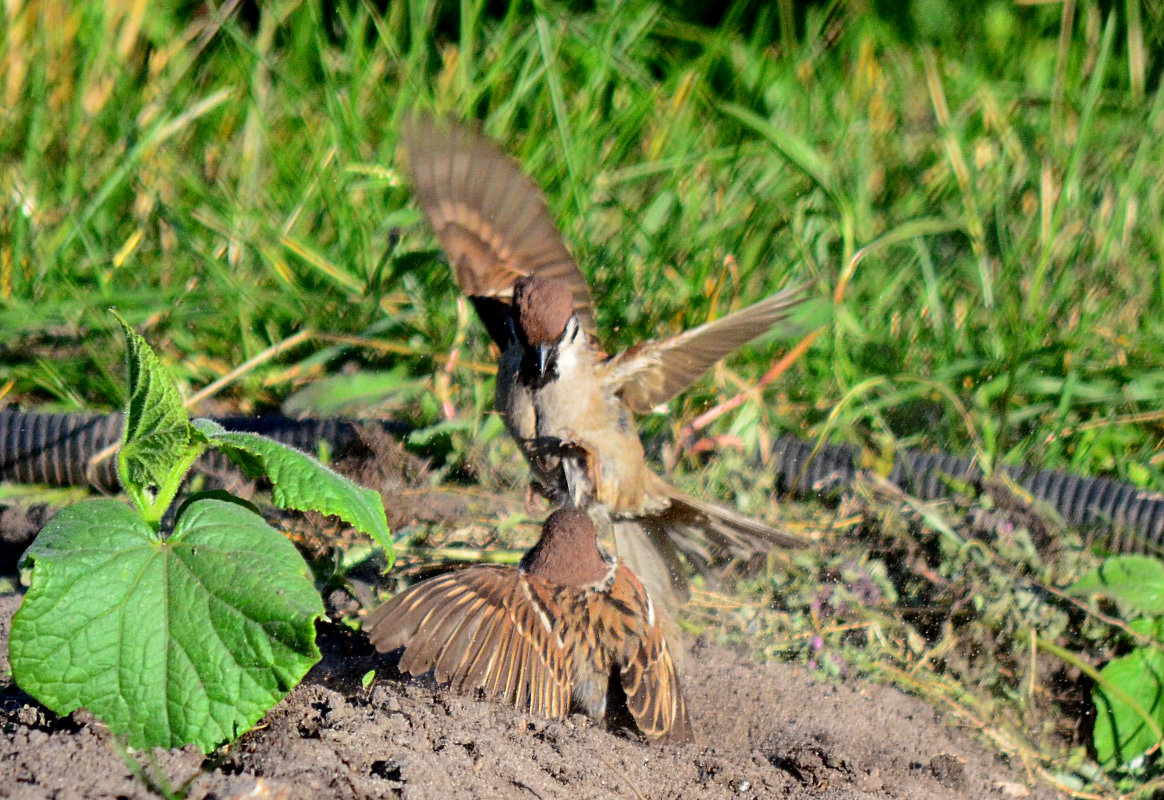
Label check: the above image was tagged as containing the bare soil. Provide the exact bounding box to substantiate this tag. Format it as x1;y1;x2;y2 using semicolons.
0;588;1052;800
0;433;1057;799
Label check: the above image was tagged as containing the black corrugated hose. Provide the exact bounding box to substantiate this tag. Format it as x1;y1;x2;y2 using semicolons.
1;409;1161;554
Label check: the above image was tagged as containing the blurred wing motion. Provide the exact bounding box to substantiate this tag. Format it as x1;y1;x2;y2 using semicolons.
558;436;802;599
366;565;572;719
403;114;595;340
605;281;813;413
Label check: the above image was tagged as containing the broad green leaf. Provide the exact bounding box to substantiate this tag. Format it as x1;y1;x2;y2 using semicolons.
192;419;393;565
10;497;323;752
1092;647;1164;768
1067;556;1164;617
115;316;207;522
1129;617;1164;640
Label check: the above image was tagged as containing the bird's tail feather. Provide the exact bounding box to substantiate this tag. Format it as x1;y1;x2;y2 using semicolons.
645;477;807;575
610;518;690;608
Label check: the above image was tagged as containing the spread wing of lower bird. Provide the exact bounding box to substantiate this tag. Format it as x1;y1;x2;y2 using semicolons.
366;565;573;719
597;565;694;744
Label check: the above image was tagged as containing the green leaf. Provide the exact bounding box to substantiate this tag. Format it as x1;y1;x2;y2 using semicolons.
10;497;323;752
407;417;475;446
1129;617;1164;640
280;367;425;417
114;315;207;522
1092;646;1164;768
191;419;393;565
1067;556;1164;617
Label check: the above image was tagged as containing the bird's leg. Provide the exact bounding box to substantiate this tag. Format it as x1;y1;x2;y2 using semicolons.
557;435;601;509
524;480;552;514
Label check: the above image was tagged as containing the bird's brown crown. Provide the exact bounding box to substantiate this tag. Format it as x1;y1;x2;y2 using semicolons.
513;276;574;346
520;508;611;587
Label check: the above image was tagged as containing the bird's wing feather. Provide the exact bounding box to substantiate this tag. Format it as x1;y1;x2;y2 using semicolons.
605;566;695;744
643;472;808;566
403;115;595;339
365;566;572;719
604;282;812;412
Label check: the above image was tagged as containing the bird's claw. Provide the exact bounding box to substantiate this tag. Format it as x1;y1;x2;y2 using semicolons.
557;435;601;508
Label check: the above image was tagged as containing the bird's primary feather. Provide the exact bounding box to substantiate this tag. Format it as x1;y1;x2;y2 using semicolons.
403;114;595;339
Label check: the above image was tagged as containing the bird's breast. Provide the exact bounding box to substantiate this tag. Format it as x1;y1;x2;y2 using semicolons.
501;344;655;513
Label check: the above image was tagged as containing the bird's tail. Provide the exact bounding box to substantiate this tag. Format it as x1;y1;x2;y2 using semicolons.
609;517;691;607
604;515;689;670
640;475;808;580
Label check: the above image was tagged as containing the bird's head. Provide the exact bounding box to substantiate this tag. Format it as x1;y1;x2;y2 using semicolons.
520;507;613;587
512;276;577;378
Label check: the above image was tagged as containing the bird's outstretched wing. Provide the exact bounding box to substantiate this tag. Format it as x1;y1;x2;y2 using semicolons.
600;565;695;744
604;281;812;412
403;115;596;341
366;565;573;719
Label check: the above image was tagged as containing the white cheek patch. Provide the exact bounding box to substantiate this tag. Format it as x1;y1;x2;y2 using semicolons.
554;320;588;376
555;340;583;376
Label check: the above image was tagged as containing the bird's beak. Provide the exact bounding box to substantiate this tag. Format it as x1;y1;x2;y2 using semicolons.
536;344;552;377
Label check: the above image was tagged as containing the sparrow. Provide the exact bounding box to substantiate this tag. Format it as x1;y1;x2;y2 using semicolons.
365;507;694;744
402;115;811;604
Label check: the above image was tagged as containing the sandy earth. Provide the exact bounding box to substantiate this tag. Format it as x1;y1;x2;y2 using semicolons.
0;584;1052;800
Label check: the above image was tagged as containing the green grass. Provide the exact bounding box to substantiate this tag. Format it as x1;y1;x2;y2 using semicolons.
3;1;1161;484
4;0;1164;793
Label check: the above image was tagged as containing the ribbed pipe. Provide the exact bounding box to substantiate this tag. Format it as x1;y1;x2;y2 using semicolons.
3;410;1163;553
0;411;405;494
769;435;1164;553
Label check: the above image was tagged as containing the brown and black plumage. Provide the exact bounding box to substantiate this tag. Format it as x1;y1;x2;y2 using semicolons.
402;114;594;345
401;114;811;607
365;508;693;744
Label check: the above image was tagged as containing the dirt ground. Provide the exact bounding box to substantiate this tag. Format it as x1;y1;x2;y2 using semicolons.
0;432;1060;799
0;589;1053;800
